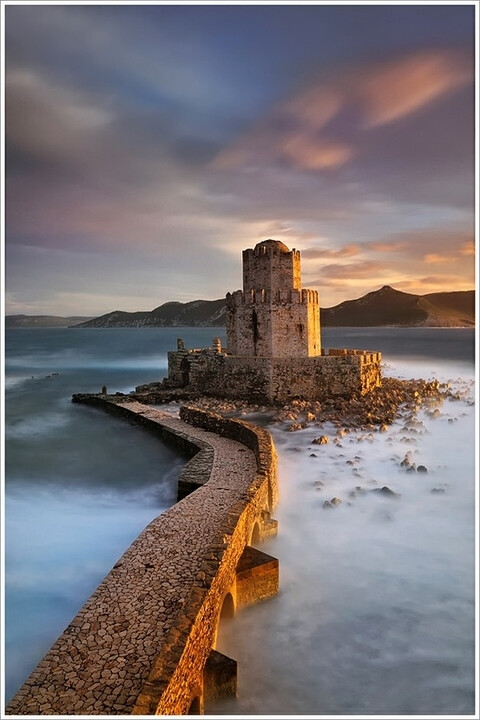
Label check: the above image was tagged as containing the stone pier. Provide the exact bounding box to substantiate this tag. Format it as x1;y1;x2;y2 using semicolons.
6;397;279;716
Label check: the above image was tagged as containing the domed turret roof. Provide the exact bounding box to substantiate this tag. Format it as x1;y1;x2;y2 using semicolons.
255;239;291;253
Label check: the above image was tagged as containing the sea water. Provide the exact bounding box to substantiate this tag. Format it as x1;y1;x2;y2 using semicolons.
3;327;476;714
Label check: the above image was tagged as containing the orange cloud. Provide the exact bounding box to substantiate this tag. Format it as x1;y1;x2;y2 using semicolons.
319;260;388;280
368;241;408;253
280;134;352;170
360;50;471;128
424;253;450;264
303;244;360;259
460;239;475;256
281;87;343;132
374;226;475;262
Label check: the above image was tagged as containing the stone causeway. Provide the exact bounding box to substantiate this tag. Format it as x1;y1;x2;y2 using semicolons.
6;397;279;715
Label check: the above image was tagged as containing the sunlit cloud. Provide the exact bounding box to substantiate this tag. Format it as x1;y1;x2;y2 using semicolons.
314;260;388;280
367;241;408;253
460;239;475;256
280;134;352;171
212;48;471;175
424;253;451;264
302;244;361;260
360;50;471;128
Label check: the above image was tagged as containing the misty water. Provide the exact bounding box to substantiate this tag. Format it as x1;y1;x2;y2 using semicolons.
4;327;476;714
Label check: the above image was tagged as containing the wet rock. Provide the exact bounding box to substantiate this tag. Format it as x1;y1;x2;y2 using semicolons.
417;465;428;473
287;423;303;432
370;486;400;498
330;497;342;506
313;435;329;445
400;454;413;468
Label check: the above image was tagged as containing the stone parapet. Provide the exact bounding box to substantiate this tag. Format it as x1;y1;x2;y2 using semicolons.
227;288;319;306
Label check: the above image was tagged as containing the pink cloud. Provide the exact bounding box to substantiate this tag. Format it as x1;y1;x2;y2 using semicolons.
212;48;471;174
360;50;471;128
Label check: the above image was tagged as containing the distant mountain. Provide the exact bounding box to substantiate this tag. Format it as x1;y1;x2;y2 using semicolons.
73;299;227;328
6;314;94;328
320;286;475;327
8;287;474;330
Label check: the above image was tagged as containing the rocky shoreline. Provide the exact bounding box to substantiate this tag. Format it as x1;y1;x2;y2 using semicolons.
155;376;466;432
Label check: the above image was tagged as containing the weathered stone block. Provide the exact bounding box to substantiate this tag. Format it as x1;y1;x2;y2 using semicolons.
203;650;237;704
235;545;279;609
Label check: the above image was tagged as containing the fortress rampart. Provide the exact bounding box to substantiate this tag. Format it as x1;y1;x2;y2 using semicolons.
6;398;279;716
166;342;381;403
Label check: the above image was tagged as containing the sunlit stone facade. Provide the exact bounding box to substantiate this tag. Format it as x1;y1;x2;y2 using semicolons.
226;239;321;358
165;239;381;403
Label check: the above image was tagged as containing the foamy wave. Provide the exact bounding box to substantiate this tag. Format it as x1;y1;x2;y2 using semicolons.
6;411;71;440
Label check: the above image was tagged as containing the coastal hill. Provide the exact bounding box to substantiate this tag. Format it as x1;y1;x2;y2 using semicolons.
5;314;95;328
6;287;475;329
321;286;475;327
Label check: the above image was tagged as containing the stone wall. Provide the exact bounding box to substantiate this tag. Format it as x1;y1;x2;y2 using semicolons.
163;348;382;404
6;399;279;716
226;288;321;358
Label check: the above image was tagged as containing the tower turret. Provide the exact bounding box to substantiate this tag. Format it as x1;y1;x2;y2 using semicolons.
226;239;321;358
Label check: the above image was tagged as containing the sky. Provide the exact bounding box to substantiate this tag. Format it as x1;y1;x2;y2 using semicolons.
3;2;477;316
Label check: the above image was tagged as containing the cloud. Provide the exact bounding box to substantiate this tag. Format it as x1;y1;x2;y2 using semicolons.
4;6;475;315
6;68;113;164
302;244;360;259
315;260;388;280
360;50;471;128
423;253;451;264
417;275;464;286
367;241;408;253
212;48;471;176
460;239;475;256
373;226;475;262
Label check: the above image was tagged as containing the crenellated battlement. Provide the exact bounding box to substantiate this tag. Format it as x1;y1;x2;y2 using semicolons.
227;288;319;306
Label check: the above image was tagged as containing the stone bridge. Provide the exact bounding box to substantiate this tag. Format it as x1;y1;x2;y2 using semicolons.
6;398;279;715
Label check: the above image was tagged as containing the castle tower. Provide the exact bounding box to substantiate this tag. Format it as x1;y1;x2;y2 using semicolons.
226;239;321;358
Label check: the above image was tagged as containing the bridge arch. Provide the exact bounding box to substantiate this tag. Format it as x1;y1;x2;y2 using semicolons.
250;521;261;545
220;591;235;620
188;694;202;714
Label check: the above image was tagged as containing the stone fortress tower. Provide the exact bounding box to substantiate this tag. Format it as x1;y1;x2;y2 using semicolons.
164;239;381;403
226;239;321;358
